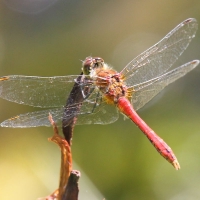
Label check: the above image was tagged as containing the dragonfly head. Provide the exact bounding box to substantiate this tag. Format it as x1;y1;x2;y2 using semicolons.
82;57;104;75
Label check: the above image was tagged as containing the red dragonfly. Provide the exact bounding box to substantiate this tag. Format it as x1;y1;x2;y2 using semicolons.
0;18;199;170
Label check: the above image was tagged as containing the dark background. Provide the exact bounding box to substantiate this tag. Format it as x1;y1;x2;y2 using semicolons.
0;0;200;199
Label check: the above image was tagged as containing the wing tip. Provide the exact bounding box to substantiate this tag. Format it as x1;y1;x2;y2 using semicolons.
190;59;200;67
0;122;9;128
0;76;9;81
184;18;197;24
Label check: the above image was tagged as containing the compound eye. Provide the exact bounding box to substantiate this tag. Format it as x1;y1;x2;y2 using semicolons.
82;57;93;75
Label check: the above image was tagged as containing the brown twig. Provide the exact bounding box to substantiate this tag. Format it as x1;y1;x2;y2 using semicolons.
48;113;73;199
39;114;80;200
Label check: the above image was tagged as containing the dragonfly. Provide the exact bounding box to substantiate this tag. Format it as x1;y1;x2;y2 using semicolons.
0;18;199;170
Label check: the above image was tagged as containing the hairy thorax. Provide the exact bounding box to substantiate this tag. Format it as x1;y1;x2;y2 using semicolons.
93;67;132;104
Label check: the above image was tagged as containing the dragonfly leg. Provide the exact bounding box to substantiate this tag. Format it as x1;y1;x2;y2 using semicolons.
90;92;102;113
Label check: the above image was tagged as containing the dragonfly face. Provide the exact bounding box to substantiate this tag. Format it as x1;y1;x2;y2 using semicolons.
82;57;104;75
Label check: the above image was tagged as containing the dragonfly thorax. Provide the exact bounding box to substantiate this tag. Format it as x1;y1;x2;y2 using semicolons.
93;67;131;104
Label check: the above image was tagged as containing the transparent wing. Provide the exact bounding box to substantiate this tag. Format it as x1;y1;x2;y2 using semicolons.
0;75;92;108
121;18;198;86
63;86;119;126
0;108;64;127
131;60;199;111
76;102;119;125
0;90;119;127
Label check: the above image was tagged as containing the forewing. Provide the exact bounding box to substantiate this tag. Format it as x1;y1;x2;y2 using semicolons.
121;18;198;86
131;60;199;111
0;75;91;108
